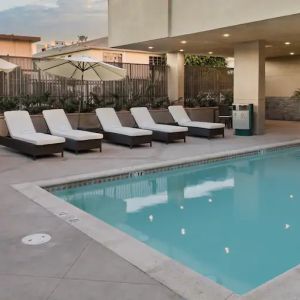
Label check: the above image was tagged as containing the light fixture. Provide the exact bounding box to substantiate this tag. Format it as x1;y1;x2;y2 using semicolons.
148;46;154;50
223;33;230;38
149;215;154;222
285;42;291;45
180;205;184;210
179;49;184;52
208;198;213;203
208;51;214;55
181;40;187;44
284;224;291;230
180;228;186;235
224;247;230;254
265;45;273;48
290;52;295;56
289;194;294;199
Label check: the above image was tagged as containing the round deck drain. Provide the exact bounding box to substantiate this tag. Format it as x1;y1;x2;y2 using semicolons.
22;233;51;245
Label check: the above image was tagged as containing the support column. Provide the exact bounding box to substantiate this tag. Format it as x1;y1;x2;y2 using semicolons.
234;41;265;135
167;53;185;103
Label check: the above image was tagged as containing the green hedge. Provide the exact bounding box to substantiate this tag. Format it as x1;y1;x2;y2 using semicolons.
0;93;171;115
184;90;233;108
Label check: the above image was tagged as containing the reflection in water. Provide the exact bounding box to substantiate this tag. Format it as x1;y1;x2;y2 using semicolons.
124;192;168;213
184;178;234;199
55;148;300;295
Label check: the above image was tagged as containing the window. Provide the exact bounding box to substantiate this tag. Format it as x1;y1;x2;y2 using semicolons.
149;56;166;66
103;52;122;63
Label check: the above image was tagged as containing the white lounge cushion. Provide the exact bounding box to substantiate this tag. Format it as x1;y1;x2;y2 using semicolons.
130;107;155;127
14;133;65;146
106;127;152;137
4;111;36;137
169;105;225;129
140;124;187;133
51;130;103;141
130;107;187;133
96;108;122;130
43;109;73;132
96;107;152;137
43;109;103;141
4;111;65;145
168;105;191;124
180;121;225;129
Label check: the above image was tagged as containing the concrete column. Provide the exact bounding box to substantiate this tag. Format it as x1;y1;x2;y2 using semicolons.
167;53;185;103
234;41;265;135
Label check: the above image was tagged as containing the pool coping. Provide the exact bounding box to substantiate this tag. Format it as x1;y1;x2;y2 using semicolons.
12;139;300;300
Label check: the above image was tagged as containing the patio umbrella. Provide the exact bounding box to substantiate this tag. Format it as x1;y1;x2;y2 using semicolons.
0;58;18;73
35;55;127;128
0;58;18;99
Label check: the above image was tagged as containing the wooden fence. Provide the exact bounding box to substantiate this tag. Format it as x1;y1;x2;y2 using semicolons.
0;56;234;108
184;65;234;99
0;56;168;109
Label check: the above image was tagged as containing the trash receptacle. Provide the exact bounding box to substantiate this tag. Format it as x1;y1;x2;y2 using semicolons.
232;104;254;136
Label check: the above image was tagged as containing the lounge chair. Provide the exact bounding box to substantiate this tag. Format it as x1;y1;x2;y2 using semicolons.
42;109;103;153
130;107;187;143
96;108;152;148
168;105;225;139
0;111;65;159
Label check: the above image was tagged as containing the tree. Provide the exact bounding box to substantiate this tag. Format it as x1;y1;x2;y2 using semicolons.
185;54;227;68
78;35;88;43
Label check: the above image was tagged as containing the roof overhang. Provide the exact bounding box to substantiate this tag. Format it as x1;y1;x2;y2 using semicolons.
113;14;300;58
0;34;41;43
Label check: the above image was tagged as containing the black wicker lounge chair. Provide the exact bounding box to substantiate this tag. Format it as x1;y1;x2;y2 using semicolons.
96;108;152;148
42;109;103;153
0;111;65;159
168;105;225;139
130;107;187;144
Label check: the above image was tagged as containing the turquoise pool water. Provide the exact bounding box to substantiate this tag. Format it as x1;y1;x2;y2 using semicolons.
54;148;300;294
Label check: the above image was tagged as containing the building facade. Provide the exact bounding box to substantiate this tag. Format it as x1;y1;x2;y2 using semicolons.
108;0;300;134
0;34;40;57
34;37;164;65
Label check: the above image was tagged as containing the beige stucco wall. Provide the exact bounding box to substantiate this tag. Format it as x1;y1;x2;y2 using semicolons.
108;0;169;47
167;53;185;102
234;41;265;134
170;0;300;36
0;40;34;57
266;56;300;97
108;0;300;46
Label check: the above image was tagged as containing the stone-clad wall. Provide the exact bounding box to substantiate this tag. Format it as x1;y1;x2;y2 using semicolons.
266;97;300;121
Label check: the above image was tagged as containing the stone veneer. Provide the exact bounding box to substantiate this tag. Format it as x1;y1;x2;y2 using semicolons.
266;97;300;121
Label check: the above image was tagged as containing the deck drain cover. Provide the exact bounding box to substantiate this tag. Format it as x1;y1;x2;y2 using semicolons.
22;234;51;245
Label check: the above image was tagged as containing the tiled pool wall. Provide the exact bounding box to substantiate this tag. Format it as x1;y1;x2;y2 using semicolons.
45;142;300;194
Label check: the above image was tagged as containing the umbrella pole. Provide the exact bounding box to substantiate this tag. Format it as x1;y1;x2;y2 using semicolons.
77;73;84;129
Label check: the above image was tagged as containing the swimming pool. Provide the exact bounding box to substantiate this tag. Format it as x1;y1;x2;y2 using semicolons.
53;147;300;294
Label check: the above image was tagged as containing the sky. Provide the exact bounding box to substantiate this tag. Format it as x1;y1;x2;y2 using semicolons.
0;0;108;42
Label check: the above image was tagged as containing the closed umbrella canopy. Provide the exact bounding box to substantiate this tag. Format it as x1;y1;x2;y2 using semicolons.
35;55;127;81
0;58;18;73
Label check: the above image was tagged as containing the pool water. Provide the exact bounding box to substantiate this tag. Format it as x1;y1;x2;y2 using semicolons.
54;148;300;294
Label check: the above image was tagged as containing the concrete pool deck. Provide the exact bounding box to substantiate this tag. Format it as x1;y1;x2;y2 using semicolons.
1;120;300;300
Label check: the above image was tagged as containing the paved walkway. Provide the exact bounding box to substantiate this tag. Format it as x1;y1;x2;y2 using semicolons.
1;120;300;300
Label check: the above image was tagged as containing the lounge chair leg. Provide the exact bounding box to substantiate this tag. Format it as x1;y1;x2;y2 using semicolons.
100;142;102;152
184;137;186;143
150;141;152;147
130;144;133;149
61;151;64;158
